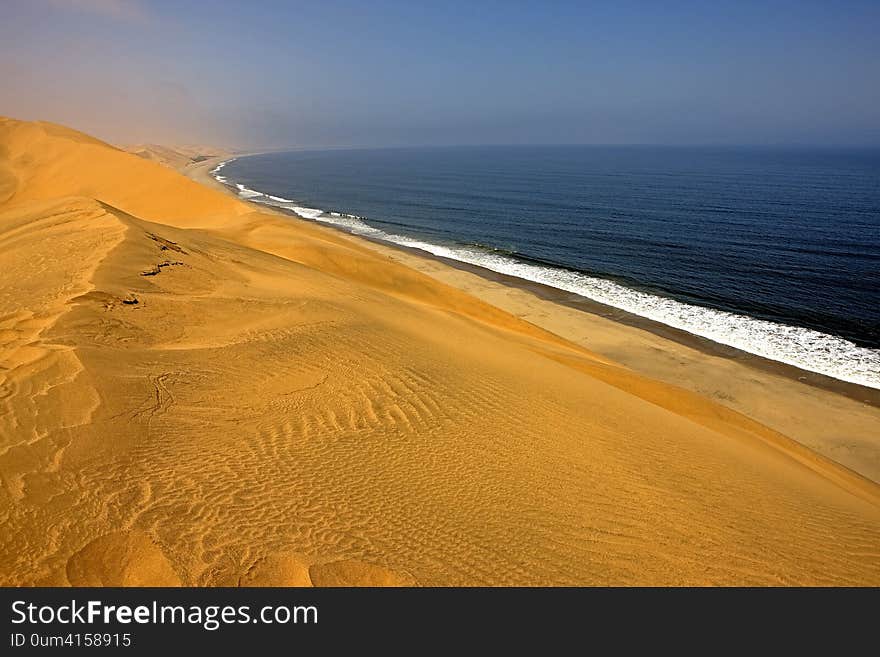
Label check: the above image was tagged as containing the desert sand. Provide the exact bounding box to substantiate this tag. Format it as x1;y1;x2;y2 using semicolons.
125;144;233;172
1;117;878;586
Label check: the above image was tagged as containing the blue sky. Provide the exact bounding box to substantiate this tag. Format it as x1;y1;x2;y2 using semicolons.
2;0;879;147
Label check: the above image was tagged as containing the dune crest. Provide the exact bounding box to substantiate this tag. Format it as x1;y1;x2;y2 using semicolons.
1;117;878;586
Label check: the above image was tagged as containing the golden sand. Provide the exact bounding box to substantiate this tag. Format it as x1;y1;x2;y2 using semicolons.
1;117;878;586
124;144;233;172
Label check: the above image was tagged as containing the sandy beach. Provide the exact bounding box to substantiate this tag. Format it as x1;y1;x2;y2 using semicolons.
2;118;879;586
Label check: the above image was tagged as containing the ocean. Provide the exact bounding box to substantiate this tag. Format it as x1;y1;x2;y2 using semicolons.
213;145;880;389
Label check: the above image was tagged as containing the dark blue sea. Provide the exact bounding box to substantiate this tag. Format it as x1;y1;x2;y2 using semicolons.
214;146;880;388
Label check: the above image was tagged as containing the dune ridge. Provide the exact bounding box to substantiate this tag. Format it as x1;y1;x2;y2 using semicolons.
1;117;878;586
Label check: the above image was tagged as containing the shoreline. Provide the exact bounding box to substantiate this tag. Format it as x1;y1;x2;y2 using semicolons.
5;119;880;585
188;154;879;407
425;254;880;406
187;153;880;484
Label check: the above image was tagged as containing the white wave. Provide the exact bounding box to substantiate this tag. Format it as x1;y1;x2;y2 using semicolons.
235;183;263;199
210;168;880;389
246;193;327;221
209;158;234;175
214;173;328;221
284;206;319;219
314;212;379;234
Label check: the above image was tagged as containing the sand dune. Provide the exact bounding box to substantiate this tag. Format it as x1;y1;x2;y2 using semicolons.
1;117;878;586
124;144;233;172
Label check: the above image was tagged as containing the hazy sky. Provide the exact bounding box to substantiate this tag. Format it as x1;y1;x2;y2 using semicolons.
2;0;879;147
